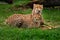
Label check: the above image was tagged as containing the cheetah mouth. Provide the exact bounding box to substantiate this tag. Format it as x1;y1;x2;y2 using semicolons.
35;22;38;24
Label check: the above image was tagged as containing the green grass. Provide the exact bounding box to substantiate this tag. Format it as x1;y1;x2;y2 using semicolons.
0;0;60;40
0;28;60;40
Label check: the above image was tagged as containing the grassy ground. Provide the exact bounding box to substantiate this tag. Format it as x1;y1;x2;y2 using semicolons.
0;0;60;40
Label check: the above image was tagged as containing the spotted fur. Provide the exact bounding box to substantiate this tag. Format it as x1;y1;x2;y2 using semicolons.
5;4;44;28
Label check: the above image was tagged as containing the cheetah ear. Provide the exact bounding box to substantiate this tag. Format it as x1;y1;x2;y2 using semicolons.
33;4;36;7
40;5;43;7
40;5;43;9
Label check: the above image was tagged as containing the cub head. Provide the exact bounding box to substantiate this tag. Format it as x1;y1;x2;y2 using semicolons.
32;14;41;23
32;4;43;14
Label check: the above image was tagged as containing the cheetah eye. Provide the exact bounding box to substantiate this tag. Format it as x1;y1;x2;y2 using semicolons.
34;17;36;18
38;16;40;17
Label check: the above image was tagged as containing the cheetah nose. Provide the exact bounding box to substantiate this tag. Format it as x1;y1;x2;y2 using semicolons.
36;19;39;20
38;11;40;12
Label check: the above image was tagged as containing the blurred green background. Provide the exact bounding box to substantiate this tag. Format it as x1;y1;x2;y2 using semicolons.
0;0;60;40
